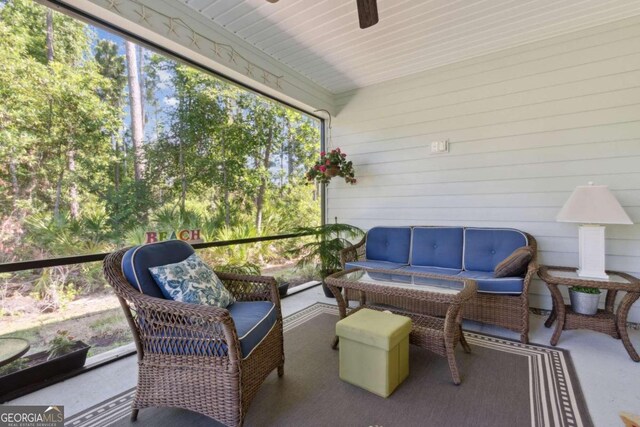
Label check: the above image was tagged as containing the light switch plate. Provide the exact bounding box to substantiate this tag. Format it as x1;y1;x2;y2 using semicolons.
430;140;449;154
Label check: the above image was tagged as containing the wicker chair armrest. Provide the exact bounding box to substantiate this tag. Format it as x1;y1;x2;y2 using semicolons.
521;233;539;295
216;272;279;304
340;237;366;268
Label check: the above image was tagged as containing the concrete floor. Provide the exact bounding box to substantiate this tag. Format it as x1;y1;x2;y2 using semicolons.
9;285;639;427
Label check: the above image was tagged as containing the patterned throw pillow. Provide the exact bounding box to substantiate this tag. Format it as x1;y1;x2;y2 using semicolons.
148;253;235;308
494;246;534;278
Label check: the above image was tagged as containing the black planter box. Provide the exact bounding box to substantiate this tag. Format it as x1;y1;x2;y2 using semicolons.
278;282;289;298
322;281;335;298
0;341;90;400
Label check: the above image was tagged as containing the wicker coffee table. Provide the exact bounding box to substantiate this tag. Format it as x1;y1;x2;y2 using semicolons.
326;268;477;385
538;266;640;361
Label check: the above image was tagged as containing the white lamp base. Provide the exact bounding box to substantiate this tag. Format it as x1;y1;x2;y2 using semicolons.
577;225;609;280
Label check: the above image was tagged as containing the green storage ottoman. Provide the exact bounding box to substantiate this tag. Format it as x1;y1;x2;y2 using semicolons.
336;308;411;397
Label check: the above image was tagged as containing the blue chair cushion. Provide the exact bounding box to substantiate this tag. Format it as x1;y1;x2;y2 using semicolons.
345;260;407;270
365;227;412;264
122;240;195;299
148;253;235;308
457;270;524;295
228;301;277;358
463;228;528;272
146;301;277;358
411;227;464;269
399;265;462;276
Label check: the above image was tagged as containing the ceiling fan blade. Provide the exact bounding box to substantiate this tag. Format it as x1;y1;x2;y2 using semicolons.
356;0;378;29
266;0;279;3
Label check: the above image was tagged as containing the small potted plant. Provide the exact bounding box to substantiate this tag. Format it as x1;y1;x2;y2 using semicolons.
306;148;357;185
0;331;90;399
289;223;364;297
569;286;601;315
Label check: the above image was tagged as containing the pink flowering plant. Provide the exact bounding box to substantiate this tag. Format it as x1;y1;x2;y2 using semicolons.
306;148;356;185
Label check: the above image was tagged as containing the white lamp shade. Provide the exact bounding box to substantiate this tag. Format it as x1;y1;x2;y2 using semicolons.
557;184;633;224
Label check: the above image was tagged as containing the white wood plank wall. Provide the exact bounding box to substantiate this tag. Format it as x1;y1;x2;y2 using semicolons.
328;15;640;322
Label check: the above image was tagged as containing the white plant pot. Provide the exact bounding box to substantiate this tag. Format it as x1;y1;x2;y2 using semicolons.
569;289;600;315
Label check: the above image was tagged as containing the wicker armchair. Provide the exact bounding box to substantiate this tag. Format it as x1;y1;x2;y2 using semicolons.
341;233;538;344
103;246;284;427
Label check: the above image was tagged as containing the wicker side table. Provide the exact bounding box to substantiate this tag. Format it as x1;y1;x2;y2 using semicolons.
538;266;640;361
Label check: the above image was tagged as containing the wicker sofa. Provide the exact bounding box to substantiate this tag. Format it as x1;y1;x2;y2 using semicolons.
340;226;538;343
103;240;284;426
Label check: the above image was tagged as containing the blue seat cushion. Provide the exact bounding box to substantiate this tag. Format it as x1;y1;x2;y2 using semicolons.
146;301;277;358
457;270;524;295
365;227;412;264
228;301;277;358
122;240;195;299
345;260;407;270
463;228;528;272
399;265;462;276
411;227;464;269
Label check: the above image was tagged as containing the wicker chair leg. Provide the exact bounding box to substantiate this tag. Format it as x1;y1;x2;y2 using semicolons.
447;349;461;385
332;336;339;349
130;409;139;422
278;364;284;377
459;327;471;353
520;298;530;344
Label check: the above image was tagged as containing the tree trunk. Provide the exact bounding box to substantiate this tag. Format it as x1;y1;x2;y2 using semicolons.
53;168;64;218
280;142;284;188
255;127;273;233
46;10;54;62
9;161;19;201
222;137;230;226
137;45;146;126
177;90;189;214
47;10;65;218
125;40;144;181
179;137;186;213
68;148;79;220
112;134;120;192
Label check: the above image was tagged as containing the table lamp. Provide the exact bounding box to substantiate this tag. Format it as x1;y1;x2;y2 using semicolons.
556;182;633;279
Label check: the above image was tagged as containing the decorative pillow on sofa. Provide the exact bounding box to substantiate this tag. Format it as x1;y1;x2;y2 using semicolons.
148;253;235;308
494;246;534;278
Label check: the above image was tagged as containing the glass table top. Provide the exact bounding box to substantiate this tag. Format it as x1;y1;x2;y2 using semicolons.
337;270;465;295
0;337;30;366
546;269;631;284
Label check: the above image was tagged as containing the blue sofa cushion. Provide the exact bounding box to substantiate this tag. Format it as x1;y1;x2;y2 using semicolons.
457;270;524;295
411;227;464;269
345;260;407;270
463;228;528;272
399;265;462;276
122;240;195;299
228;301;277;358
365;227;412;264
148;253;235;308
146;301;277;358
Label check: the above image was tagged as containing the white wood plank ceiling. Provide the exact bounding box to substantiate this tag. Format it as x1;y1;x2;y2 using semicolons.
180;0;640;94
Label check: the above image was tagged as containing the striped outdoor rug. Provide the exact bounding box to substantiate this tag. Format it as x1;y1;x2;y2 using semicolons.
65;303;592;427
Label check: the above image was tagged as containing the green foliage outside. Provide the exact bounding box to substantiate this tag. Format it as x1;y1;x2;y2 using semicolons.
570;286;601;295
290;224;364;278
0;0;322;315
46;330;77;360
